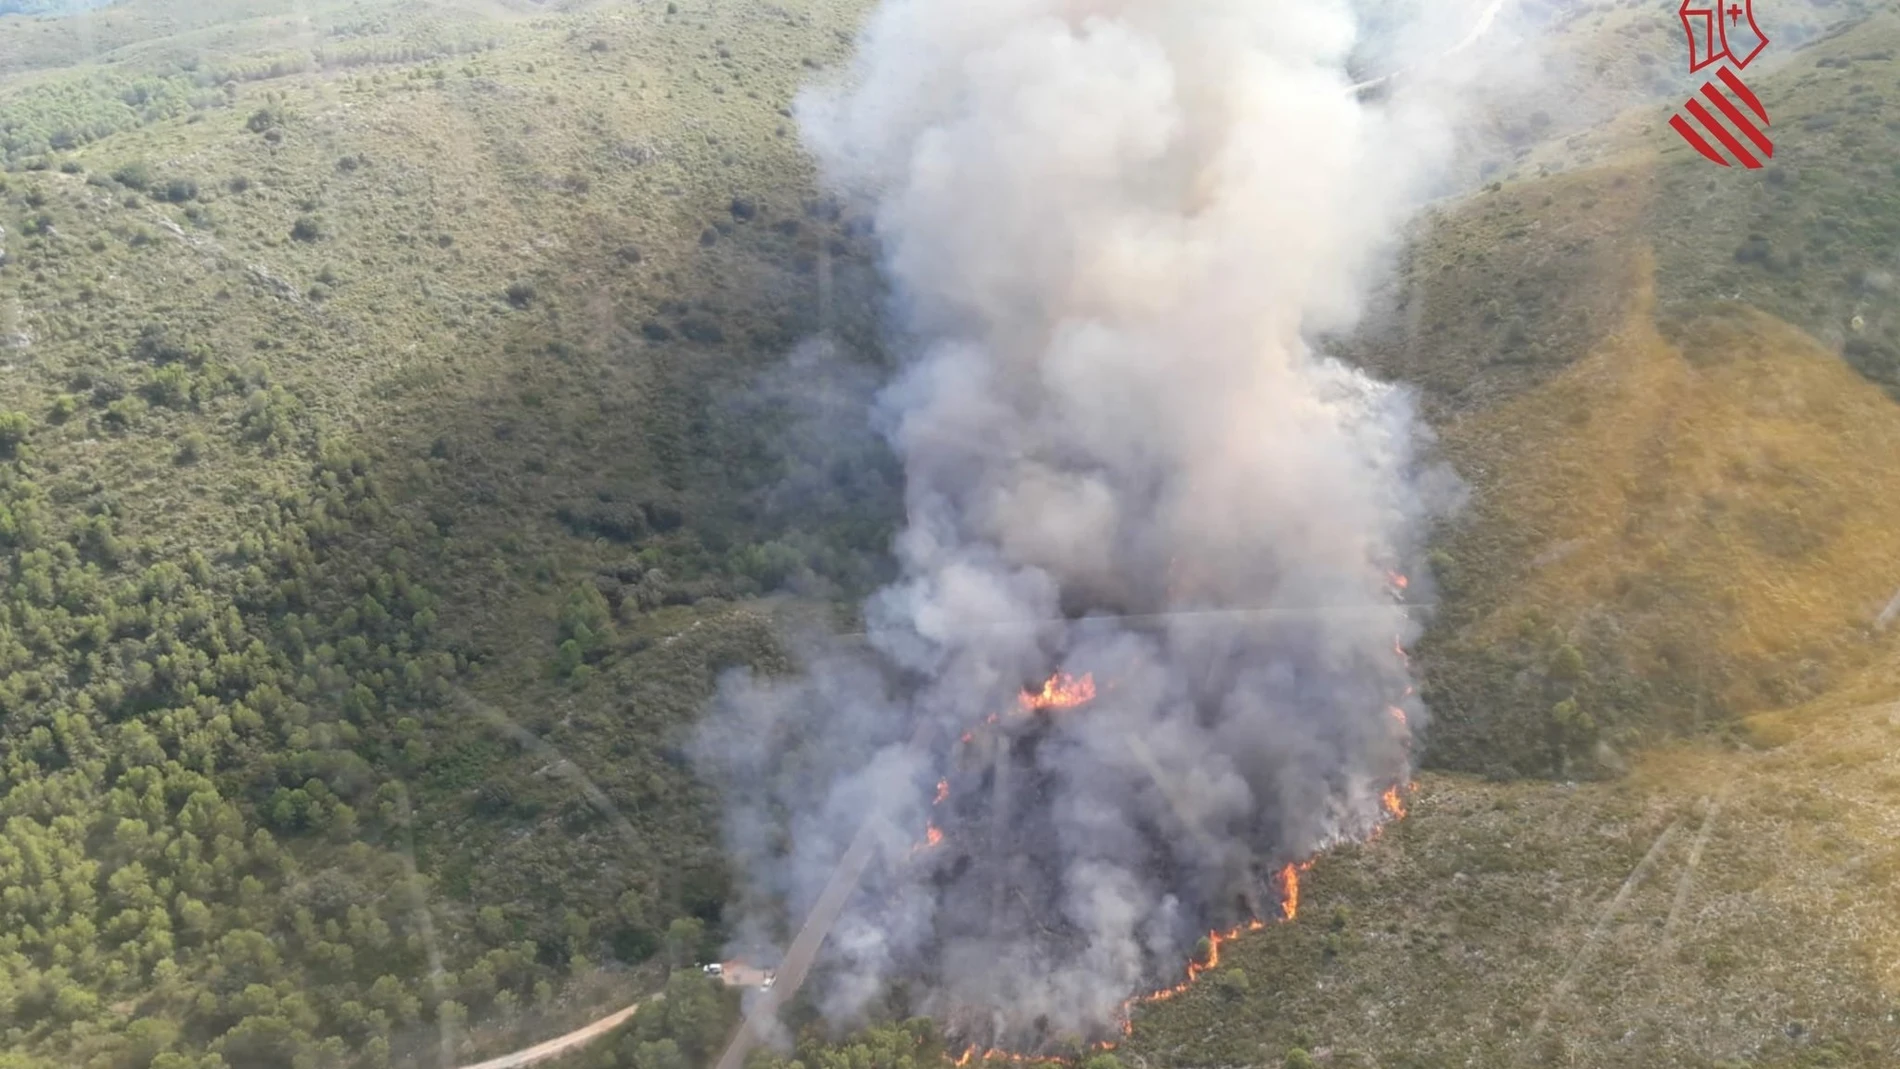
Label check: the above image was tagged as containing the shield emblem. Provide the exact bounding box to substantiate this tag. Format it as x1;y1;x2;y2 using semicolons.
1669;66;1773;167
1680;0;1768;73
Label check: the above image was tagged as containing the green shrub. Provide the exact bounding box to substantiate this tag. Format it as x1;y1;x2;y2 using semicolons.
730;540;803;591
1547;643;1585;684
103;395;146;430
133;323;204;366
240;386;302;445
1215;968;1251;998
290;216;323;242
112;161;154;190
143;365;194;407
0;410;30;455
552;583;614;678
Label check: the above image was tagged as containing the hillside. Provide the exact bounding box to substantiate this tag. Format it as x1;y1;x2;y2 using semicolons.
1114;673;1900;1069
723;259;1900;1069
726;9;1900;1069
1104;257;1900;1067
0;1;887;1066
1415;255;1900;778
1339;13;1900;782
5;1;1900;1069
1112;13;1900;1068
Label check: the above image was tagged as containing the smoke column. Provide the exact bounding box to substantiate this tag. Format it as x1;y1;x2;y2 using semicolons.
696;0;1476;1050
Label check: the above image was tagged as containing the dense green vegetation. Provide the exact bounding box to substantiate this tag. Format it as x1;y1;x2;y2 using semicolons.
545;970;742;1069
0;0;896;1065
0;353;800;1067
0;430;545;1069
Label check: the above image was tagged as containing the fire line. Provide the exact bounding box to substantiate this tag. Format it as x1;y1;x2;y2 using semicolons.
726;669;1418;1069
938;674;1415;1066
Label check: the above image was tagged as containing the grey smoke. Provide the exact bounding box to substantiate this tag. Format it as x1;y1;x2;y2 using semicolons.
694;0;1483;1049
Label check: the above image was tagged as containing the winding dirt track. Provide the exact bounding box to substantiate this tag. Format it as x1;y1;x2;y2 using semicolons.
454;999;647;1069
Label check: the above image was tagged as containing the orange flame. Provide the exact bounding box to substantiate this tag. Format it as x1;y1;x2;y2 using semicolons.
1381;785;1407;820
945;673;1418;1064
954;1049;1075;1067
1388;571;1410;590
1123;860;1307;1012
935;779;951;805
1019;672;1097;713
950;853;1349;1062
910;823;946;856
1279;861;1306;921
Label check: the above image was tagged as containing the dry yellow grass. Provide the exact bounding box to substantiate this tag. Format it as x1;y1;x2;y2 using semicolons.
1443;251;1900;718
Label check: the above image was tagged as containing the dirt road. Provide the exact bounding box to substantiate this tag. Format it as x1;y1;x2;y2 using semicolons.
712;818;884;1069
455;998;647;1069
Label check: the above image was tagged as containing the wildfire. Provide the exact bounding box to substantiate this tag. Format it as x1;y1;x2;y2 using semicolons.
1279;860;1310;921
944;667;1415;1067
911;823;946;856
1118;861;1306;1014
1380;785;1407;820
954;1049;1076;1067
1133;922;1245;1005
935;779;951;805
952;855;1355;1064
1018;672;1096;713
1388;570;1410;591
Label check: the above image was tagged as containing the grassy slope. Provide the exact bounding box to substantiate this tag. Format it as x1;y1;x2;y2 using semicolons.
1120;14;1900;1069
1125;676;1900;1069
1419;256;1900;777
1339;14;1900;780
1128;259;1900;1066
1653;14;1900;394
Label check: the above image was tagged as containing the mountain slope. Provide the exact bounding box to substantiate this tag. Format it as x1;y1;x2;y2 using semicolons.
0;2;888;1066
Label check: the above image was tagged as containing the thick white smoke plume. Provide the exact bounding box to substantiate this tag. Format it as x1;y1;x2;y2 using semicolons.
696;0;1478;1050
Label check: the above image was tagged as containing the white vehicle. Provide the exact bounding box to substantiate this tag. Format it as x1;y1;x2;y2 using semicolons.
702;963;723;976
